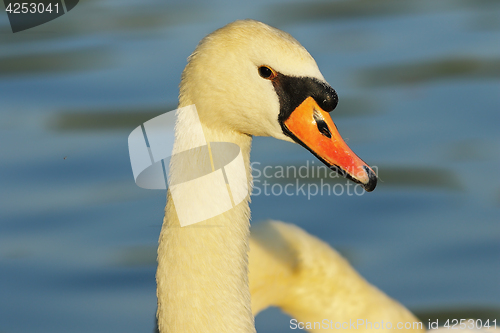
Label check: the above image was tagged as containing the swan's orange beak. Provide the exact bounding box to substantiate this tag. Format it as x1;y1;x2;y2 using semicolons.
283;97;377;192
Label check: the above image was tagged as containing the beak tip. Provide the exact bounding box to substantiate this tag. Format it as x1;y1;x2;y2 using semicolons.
362;166;378;192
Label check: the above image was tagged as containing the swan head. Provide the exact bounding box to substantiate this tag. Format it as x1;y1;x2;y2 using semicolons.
180;20;377;192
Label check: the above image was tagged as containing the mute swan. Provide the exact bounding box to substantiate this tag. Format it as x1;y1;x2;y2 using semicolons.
156;20;419;333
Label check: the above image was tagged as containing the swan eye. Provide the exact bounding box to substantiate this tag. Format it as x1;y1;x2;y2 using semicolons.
258;66;277;80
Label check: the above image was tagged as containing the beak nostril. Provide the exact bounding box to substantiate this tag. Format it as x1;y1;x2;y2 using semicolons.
316;119;332;138
313;111;332;139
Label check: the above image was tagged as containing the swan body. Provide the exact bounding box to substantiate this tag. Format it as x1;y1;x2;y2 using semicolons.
249;220;420;330
156;20;417;333
249;222;500;333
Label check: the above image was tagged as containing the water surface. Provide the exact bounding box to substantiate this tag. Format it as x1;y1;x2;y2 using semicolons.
0;1;499;332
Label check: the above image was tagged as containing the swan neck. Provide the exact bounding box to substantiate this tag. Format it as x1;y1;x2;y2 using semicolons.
156;107;255;333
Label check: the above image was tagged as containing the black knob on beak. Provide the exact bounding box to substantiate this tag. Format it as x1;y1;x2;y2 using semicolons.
314;83;338;113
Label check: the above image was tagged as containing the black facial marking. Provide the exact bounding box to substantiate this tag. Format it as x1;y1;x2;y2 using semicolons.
271;73;338;127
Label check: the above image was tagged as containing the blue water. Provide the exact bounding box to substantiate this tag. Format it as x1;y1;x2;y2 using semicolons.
0;1;499;333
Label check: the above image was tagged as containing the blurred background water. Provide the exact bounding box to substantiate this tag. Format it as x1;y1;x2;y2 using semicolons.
0;0;499;332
